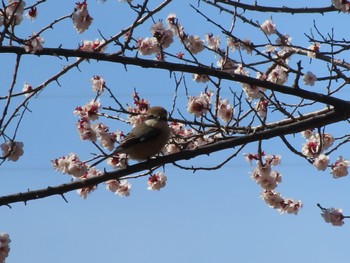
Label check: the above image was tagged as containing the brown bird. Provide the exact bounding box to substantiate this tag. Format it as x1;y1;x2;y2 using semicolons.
113;106;170;161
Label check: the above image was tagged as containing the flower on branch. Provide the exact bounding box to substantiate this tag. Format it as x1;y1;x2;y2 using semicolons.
260;190;302;215
147;172;167;191
260;19;276;35
51;153;88;178
184;35;205;54
192;74;209;83
313;154;330;171
90;76;105;94
1;141;24;162
187;90;212;117
22;82;33;97
72;0;93;33
205;33;220;50
320;206;345;226
76;118;97;141
26;6;37;20
92;123;117;151
76;167;102;199
2;0;26;26
106;153;127;169
105;179;131;197
332;0;350;13
307;42;320;58
78;39;106;52
74;100;100;121
0;233;11;262
331;155;350;178
137;37;160;56
303;71;317;86
218;99;233;123
24;33;44;53
150;21;174;49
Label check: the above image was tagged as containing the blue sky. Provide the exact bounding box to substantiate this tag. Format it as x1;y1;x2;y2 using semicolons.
1;0;350;262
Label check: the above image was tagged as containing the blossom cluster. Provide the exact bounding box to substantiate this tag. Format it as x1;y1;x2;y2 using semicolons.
301;130;350;178
165;122;214;154
320;206;345;226
74;98;121;152
51;153;131;198
0;233;11;262
138;13;205;58
245;152;302;215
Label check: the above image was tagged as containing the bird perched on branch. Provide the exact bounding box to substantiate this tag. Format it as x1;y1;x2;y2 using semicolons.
113;106;170;161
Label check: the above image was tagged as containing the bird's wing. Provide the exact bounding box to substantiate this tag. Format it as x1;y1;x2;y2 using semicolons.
117;122;161;150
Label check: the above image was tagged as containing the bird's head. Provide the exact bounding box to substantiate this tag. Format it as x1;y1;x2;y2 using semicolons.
146;106;168;121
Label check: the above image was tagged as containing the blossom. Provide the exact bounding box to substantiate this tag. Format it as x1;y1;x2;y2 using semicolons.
321;207;344;226
147;172;167;191
331;156;350;178
218;99;233;123
332;0;350;12
72;0;93;33
105;180;131;197
307;42;320;58
240;39;253;54
184;35;205;54
300;129;314;139
51;153;88;178
192;74;209;83
303;71;317;86
187;91;212;117
166;13;185;39
24;33;44;53
26;6;37;20
74;100;100;121
226;36;241;52
138;37;160;56
78;39;106;52
260;19;276;35
22;82;33;97
106;153;127;169
1;141;24;161
313;154;330;171
255;98;268;118
76;118;97;141
264;154;281;166
242;84;263;101
0;233;11;263
205;33;220;50
217;57;237;74
92;123;117;151
150;21;174;49
90;76;105;93
251;162;281;190
301;139;320;158
4;0;26;26
267;65;288;85
76;167;102;199
116;180;131;196
301;132;334;158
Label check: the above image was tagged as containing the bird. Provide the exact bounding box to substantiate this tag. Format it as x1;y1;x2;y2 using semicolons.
113;106;170;161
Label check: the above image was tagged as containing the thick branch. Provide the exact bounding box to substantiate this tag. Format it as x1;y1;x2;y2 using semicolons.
209;1;337;14
0;46;349;109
